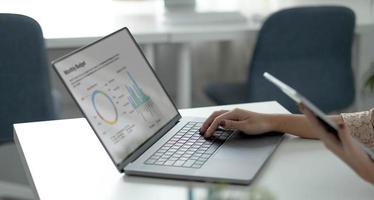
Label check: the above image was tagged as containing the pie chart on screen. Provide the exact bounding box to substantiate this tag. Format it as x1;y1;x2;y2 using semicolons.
91;90;118;125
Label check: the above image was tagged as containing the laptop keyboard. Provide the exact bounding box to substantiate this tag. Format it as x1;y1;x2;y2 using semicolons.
144;121;233;168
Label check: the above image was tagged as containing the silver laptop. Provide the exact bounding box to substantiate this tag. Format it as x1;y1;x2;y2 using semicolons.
52;27;283;184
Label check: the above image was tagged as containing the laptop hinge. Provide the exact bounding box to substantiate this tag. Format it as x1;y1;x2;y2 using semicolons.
117;114;181;171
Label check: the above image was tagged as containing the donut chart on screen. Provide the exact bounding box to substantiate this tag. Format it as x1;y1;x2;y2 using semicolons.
91;90;118;125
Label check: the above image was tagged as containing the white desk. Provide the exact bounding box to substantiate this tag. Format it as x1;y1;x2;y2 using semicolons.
14;101;374;200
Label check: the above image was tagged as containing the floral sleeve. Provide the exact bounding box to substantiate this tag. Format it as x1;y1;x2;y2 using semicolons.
341;109;374;148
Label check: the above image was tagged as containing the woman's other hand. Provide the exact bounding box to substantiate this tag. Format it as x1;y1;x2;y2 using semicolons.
299;103;374;184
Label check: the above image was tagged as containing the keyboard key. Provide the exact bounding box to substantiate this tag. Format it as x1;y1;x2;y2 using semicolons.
200;147;209;151
200;154;210;159
219;135;229;140
151;155;161;159
170;146;179;150
184;152;193;156
164;160;175;166
191;135;199;139
169;157;178;161
195;160;205;165
194;152;202;156
190;156;199;160
145;159;156;164
197;157;208;162
144;121;232;168
158;149;167;153
192;164;202;168
173;160;185;167
164;152;173;156
183;160;195;167
155;161;165;165
196;150;205;154
181;154;191;158
205;143;220;154
168;149;177;153
186;149;196;154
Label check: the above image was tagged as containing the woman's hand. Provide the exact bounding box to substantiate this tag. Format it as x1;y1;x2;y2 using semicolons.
199;108;274;138
299;103;374;184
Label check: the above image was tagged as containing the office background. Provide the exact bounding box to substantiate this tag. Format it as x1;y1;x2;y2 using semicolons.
41;0;374;119
1;0;374;199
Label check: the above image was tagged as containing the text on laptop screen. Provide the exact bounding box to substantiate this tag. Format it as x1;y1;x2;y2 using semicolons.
54;29;178;164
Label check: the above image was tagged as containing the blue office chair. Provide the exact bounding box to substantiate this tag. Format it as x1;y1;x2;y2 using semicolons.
204;6;355;113
0;14;56;143
0;14;57;199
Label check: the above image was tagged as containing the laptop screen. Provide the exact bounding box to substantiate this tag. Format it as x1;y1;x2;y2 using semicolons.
53;28;179;165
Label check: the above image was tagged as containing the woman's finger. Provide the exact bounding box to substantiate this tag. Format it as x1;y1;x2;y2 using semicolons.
200;110;228;132
338;123;372;163
336;123;374;175
204;110;241;137
336;123;355;149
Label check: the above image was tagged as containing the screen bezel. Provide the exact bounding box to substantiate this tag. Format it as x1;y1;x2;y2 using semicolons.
52;27;181;172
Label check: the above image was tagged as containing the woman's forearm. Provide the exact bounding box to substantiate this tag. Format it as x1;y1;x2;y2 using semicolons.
266;114;343;139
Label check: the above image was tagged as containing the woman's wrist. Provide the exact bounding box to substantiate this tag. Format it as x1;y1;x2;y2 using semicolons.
264;114;286;132
261;114;343;138
264;114;318;138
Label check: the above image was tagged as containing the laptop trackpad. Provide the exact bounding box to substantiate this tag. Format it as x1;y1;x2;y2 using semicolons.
196;132;282;182
215;132;282;159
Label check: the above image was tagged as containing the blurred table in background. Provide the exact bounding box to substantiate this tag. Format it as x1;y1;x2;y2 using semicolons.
1;0;374;109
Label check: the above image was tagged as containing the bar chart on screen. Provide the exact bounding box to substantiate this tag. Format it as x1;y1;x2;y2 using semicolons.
125;71;162;126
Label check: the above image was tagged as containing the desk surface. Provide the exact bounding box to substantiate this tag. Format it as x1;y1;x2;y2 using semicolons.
14;101;374;200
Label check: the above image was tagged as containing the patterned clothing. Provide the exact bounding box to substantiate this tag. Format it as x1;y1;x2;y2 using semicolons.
341;109;374;148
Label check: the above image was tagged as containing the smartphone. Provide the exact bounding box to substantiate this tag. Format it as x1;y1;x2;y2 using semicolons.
263;72;374;160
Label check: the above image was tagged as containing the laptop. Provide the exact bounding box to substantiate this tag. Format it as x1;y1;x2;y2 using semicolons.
52;27;283;184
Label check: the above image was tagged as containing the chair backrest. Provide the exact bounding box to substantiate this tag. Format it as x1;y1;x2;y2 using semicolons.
247;6;355;113
0;14;55;142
